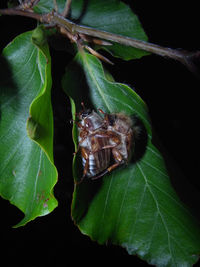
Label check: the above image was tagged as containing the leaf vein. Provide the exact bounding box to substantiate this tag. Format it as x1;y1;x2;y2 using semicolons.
0;134;26;176
114;168;135;234
137;162;176;265
1;57;39;110
128;182;147;244
101;90;150;127
146;146;163;158
142;158;168;178
159;203;198;242
10;47;36;79
146;211;159;252
98;173;114;237
84;56;111;111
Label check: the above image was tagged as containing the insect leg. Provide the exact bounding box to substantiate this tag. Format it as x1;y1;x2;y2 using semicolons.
91;168;110;180
75;147;90;184
71;119;84;129
73;136;86;154
112;147;124;163
92;147;125;180
82;148;90;176
91;162;122;180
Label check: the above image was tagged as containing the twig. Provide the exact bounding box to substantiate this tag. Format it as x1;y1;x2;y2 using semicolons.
53;0;58;13
50;12;200;74
0;6;199;75
0;7;42;21
62;0;72;18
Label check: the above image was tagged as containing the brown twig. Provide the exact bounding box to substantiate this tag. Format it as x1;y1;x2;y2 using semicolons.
0;5;199;75
62;0;72;17
0;7;42;21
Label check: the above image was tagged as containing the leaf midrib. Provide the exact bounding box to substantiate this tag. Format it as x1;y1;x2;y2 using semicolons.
83;53;111;111
137;162;176;264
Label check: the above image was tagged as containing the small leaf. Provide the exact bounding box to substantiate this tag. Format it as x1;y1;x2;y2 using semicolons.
0;30;58;226
34;0;149;60
62;52;200;266
33;0;66;14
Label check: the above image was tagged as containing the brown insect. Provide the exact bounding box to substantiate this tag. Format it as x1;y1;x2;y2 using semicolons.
76;107;111;183
100;111;135;173
76;105;136;183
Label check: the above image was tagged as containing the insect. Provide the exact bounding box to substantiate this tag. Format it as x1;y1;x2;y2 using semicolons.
76;105;137;183
76;107;111;182
100;111;135;174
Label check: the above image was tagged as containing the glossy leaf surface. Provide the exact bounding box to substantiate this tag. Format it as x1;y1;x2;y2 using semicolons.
34;0;149;60
0;29;58;227
62;51;200;266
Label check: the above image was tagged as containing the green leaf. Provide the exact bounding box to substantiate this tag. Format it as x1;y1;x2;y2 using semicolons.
34;0;149;60
62;52;200;266
0;29;58;227
33;0;66;14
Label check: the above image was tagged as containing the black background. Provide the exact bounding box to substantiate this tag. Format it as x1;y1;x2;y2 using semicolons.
0;1;200;266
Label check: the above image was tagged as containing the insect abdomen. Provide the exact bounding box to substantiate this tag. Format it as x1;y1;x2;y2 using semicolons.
82;137;111;177
92;149;110;177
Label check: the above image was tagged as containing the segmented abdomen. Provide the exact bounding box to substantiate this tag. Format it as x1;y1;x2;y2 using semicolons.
82;136;110;178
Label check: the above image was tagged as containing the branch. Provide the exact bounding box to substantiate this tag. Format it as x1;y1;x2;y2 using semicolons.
0;7;199;75
0;7;42;21
50;12;200;75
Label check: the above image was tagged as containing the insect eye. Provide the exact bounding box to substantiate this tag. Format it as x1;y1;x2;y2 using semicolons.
81;109;91;118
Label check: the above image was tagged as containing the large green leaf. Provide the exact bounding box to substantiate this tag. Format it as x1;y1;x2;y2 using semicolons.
0;28;58;227
34;0;149;60
62;51;200;266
